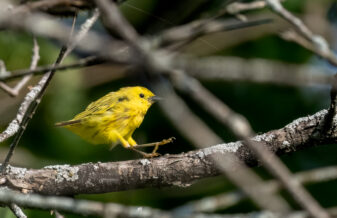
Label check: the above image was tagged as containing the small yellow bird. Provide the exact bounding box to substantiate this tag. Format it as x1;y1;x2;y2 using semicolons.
55;86;173;157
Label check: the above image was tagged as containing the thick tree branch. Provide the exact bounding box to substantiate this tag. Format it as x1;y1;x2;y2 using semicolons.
0;109;333;196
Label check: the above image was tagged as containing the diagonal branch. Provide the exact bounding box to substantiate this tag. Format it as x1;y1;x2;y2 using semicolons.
153;83;290;213
0;11;100;172
0;109;333;195
266;0;337;68
174;165;337;213
0;45;68;173
93;0;291;212
9;203;27;218
170;72;329;218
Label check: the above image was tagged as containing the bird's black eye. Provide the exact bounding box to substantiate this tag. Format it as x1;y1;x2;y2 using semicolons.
139;93;145;98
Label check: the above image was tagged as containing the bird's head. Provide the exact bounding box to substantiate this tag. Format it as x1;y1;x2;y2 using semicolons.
118;86;160;111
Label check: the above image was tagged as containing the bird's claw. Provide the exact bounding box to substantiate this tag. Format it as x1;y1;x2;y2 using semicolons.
143;152;161;158
157;137;175;146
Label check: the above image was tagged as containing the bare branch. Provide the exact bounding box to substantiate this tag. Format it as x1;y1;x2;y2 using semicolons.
0;56;103;82
2;185;337;218
52;210;65;218
226;1;267;15
0;11;99;171
175;165;337;213
0;188;171;218
0;38;39;97
281;30;337;67
171;72;329;218
157;18;272;48
9;203;27;218
0;46;68;173
64;8;100;57
14;0;127;16
0;83;17;97
266;0;337;67
0;5;129;64
12;37;40;94
14;0;95;16
0;108;332;195
154;83;290;213
94;0;139;45
176;56;332;87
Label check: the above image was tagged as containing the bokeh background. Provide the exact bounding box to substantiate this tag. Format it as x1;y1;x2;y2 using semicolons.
1;0;337;217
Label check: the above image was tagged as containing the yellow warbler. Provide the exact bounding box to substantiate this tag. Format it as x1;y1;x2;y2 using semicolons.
55;86;171;157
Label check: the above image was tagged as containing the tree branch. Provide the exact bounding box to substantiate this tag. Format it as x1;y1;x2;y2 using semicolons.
174;165;337;213
0;109;333;196
0;188;171;218
9;203;27;218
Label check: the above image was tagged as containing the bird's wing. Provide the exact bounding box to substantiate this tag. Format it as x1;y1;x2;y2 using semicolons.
74;92;118;119
55;92;119;126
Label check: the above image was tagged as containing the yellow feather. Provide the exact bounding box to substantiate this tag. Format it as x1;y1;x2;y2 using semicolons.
56;86;156;147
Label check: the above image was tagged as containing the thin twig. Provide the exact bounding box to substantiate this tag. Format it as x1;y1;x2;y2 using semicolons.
1;11;99;172
0;46;67;174
0;37;40;97
51;210;65;218
14;0;127;16
0;56;103;82
64;8;100;57
9;203;27;218
158;18;272;48
12;37;40;94
281;30;337;67
266;0;337;68
226;1;267;15
0;83;17;97
94;0;139;45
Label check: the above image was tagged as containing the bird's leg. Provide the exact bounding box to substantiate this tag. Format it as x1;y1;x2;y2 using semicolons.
135;137;175;148
115;132;131;148
129;147;160;158
126;137;160;158
135;137;175;156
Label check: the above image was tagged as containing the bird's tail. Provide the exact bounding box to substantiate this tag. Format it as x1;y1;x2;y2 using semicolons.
55;119;81;127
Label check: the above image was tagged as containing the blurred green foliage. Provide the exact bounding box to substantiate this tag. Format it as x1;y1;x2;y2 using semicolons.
1;0;337;217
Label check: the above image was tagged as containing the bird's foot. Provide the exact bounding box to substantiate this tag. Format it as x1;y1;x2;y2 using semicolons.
129;137;175;158
135;137;176;148
129;147;161;158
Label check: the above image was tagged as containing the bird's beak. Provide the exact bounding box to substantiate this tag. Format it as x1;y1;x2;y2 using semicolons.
149;96;162;103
